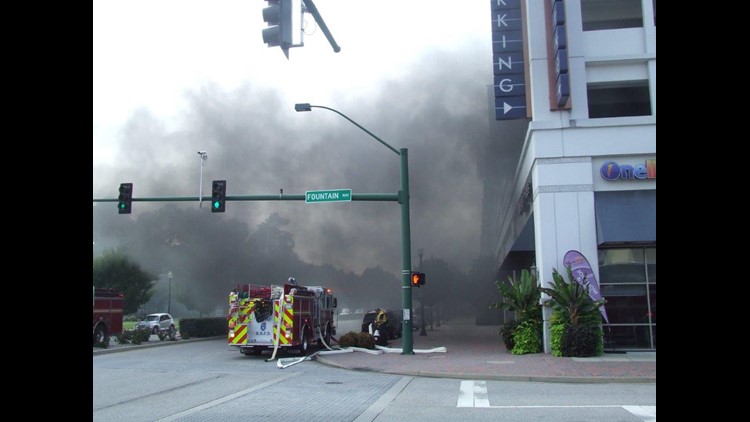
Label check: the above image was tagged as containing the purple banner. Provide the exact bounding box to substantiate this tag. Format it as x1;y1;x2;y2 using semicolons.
563;250;609;323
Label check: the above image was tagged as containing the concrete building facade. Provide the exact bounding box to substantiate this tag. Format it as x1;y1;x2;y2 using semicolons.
482;0;656;352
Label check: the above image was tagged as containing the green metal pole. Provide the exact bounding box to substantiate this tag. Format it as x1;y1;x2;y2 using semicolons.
297;103;415;354
400;148;414;355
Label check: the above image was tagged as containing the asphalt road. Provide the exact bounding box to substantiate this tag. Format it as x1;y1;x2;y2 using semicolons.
94;337;656;421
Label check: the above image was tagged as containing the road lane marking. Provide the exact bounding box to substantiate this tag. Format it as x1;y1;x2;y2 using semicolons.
154;372;301;421
457;380;655;420
623;405;656;421
457;380;489;407
354;376;413;422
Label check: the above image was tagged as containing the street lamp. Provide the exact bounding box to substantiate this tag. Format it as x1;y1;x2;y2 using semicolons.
167;271;173;314
294;102;415;355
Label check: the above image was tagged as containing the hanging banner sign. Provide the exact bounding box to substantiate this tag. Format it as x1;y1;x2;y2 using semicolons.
563;250;609;323
490;0;528;120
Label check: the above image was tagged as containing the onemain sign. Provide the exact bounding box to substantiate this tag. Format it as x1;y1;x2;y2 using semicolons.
600;160;656;181
305;189;352;203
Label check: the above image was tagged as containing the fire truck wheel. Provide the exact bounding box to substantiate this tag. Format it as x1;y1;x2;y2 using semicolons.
299;330;310;355
93;325;108;346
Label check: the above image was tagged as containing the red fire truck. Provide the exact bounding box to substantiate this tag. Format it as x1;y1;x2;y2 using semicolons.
93;287;124;345
227;282;337;356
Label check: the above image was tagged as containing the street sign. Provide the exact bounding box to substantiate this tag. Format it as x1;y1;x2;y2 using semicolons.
305;189;352;204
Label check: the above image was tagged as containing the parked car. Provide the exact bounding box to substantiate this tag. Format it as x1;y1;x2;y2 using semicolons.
135;313;175;335
361;309;402;341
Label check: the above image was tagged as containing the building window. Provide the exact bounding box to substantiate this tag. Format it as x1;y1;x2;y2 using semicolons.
587;80;651;118
581;0;643;31
598;247;655;350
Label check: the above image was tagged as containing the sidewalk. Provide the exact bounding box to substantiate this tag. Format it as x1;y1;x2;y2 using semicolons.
94;322;655;383
314;321;656;383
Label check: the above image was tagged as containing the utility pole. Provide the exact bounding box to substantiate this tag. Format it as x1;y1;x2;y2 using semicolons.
197;151;207;208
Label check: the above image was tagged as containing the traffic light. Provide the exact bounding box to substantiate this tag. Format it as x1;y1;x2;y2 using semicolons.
212;180;226;213
411;272;425;288
262;0;293;58
117;183;132;214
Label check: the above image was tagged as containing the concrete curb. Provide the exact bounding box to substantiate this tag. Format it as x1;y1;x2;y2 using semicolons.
313;356;656;384
92;336;225;356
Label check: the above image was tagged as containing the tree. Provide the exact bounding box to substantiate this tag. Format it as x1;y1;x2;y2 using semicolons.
93;250;156;314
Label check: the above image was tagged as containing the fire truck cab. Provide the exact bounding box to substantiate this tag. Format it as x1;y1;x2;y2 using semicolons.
228;282;337;356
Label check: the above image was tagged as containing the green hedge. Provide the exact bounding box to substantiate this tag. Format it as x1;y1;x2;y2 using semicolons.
499;319;520;351
179;317;227;339
549;312;566;357
511;319;542;355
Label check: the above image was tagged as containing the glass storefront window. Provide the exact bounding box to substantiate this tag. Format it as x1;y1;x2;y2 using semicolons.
599;247;656;350
601;284;648;324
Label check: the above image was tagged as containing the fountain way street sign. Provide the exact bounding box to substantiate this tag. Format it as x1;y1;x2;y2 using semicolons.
305;189;352;203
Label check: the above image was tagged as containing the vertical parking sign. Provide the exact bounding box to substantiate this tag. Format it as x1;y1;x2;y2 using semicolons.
491;0;528;120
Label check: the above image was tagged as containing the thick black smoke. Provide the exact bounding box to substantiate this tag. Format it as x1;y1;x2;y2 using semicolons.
93;43;500;315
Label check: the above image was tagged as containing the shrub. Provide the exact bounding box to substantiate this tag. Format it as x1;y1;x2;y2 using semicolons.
540;266;605;326
560;324;601;357
157;329;178;341
511;319;542;355
489;269;542;322
338;331;358;347
499;319;520;351
118;328;150;345
549;311;566;357
93;339;108;349
114;331;130;345
356;332;376;349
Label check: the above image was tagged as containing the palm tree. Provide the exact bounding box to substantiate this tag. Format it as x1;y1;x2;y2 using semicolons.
540;265;605;325
489;269;542;321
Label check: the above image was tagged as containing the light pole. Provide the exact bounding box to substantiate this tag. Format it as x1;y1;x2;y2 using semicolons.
167;271;173;314
197;151;208;208
294;103;415;355
418;248;427;336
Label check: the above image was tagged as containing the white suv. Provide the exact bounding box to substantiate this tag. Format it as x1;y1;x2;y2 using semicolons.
135;313;175;335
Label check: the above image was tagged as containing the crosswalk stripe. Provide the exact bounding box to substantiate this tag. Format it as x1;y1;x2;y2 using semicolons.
457;380;489;408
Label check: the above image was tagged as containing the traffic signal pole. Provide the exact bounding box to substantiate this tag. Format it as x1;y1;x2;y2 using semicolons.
301;0;341;53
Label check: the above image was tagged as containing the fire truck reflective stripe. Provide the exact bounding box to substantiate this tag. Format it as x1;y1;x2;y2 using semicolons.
283;307;293;326
271;302;291;345
279;325;289;345
230;325;247;345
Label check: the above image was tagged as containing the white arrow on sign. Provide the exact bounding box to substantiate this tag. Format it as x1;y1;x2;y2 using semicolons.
503;102;526;114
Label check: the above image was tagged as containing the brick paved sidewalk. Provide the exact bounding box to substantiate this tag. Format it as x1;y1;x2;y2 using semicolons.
315;321;656;383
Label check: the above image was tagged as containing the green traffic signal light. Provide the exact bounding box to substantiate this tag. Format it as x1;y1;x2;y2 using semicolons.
212;180;226;213
118;183;133;214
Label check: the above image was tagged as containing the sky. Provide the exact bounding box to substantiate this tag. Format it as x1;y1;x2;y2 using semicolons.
93;0;498;276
